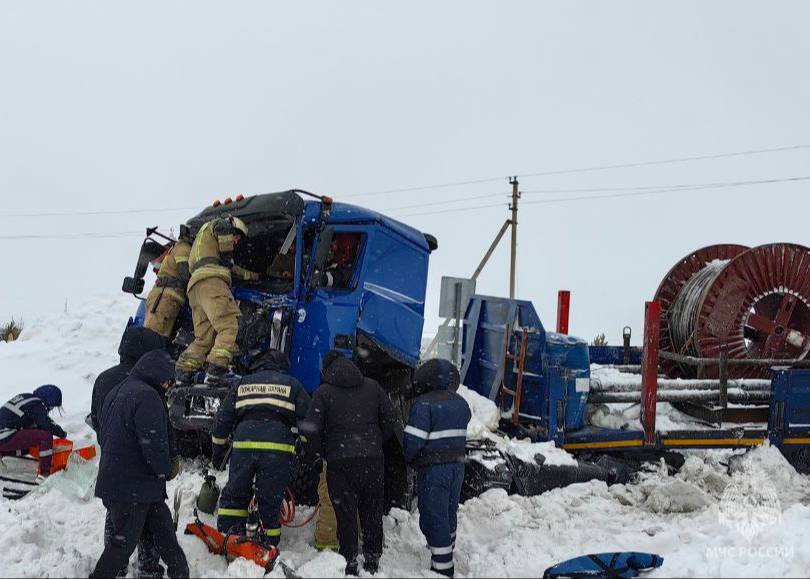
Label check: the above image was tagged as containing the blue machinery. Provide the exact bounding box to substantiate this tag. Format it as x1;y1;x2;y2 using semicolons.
460;295;810;453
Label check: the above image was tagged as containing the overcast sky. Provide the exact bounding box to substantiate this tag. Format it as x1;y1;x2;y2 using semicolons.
2;1;809;345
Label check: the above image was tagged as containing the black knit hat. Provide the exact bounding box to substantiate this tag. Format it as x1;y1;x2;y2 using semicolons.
414;359;460;393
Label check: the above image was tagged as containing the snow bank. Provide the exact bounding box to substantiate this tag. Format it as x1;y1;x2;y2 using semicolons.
4;297;810;577
458;384;577;467
458;384;500;438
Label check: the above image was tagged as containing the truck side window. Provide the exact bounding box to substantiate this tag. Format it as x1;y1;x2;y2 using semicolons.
321;232;363;290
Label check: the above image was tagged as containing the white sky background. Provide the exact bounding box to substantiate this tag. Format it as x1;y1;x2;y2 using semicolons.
1;1;809;345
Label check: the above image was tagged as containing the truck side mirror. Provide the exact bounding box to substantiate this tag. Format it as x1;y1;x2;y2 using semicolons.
122;276;145;295
309;226;335;289
122;238;164;296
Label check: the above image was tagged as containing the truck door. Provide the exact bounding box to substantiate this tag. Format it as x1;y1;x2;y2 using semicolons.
290;227;368;390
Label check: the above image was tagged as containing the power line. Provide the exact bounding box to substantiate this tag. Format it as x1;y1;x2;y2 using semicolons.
344;144;810;198
391;202;506;218
1;205;197;218
379;192;507;213
0;231;142;240
4;144;808;218
517;145;810;180
385;175;810;215
392;174;810;220
521;175;810;206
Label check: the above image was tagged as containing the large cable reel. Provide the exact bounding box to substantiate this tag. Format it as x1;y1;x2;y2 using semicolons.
653;243;810;378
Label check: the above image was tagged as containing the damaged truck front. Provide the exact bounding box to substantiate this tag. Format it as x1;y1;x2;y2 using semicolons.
122;190;437;503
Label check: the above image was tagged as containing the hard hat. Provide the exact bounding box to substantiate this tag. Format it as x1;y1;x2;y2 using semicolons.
231;217;249;237
179;223;193;241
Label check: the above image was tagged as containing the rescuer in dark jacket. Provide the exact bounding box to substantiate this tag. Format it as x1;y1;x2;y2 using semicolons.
211;349;310;547
0;385;66;476
403;359;471;578
91;350;189;579
302;357;398;575
91;325;175;579
89;325;165;432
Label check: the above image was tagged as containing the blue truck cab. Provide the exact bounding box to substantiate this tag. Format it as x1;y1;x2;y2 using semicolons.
123;190;437;433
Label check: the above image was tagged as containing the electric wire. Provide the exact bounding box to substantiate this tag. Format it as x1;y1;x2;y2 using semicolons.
1;205;198;218
344;144;810;198
0;231;143;240
391;175;810;218
3;144;808;218
520;176;810;207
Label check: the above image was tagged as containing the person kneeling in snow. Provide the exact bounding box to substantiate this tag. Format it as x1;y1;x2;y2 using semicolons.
91;350;189;579
403;359;471;578
0;384;66;477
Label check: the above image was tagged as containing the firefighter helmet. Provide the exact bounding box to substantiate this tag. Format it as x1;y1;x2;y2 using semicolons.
231;217;249;237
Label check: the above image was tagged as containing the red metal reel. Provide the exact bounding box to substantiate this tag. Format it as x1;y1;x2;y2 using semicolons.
653;244;749;377
695;243;810;379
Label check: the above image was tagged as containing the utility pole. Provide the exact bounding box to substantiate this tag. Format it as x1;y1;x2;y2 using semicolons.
509;176;520;298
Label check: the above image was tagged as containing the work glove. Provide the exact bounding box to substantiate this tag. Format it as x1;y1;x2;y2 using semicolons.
211;444;229;471
168;456;181;481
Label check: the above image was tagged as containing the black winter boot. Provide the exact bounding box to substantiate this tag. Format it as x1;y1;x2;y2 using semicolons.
344;560;359;576
363;555;380;575
203;364;229;387
174;370;195;388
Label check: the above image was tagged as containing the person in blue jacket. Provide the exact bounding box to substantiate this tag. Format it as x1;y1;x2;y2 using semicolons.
91;350;189;579
403;359;471;578
211;349;310;548
0;384;66;476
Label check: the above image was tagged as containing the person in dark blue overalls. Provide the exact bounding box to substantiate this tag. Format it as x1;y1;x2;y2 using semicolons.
403;359;471;578
0;385;66;477
211;349;310;548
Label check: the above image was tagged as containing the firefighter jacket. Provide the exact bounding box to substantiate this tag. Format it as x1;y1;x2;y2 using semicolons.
211;367;311;454
403;359;471;468
188;219;259;291
154;239;192;304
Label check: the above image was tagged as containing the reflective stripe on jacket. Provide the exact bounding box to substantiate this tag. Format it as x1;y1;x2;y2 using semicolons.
0;393;66;440
155;240;192;302
403;390;471;468
188;220;235;290
211;368;311;451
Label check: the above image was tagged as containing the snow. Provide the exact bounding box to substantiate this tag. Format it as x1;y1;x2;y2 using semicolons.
588;365;732;432
457;385;500;438
3;296;810;577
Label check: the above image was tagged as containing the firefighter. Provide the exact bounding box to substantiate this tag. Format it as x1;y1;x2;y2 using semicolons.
175;216;259;387
143;225;194;339
302;356;398;576
403;359;471;578
0;385;66;477
210;349;310;548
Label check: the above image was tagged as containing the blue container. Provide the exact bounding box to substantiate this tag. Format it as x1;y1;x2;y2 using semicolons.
545;332;590;430
460;295;591;441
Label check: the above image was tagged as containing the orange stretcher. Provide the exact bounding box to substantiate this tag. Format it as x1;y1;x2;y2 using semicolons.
30;438;97;474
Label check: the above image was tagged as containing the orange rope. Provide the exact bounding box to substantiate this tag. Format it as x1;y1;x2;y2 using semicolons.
280;488;320;528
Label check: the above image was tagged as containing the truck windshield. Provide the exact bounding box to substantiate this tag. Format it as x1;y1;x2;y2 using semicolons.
232;220;300;294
